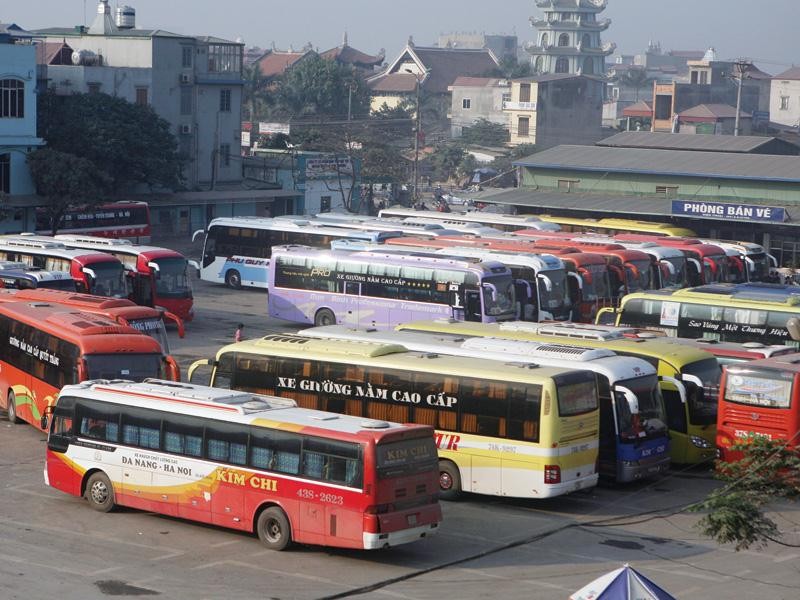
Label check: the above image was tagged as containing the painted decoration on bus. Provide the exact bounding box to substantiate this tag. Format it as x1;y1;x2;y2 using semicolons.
276;376;459;408
725;374;792;409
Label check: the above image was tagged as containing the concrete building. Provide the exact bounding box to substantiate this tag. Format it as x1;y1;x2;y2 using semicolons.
469;143;800;264
0;23;45;232
526;0;614;76
447;77;510;138
504;74;604;148
597;131;799;155
32;0;244;191
771;67;800;128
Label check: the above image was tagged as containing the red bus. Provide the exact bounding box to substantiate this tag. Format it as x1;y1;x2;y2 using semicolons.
716;356;800;462
0;301;175;431
36;201;151;243
0;288;183;374
42;379;442;550
53;235;194;323
615;235;729;286
0;236;129;298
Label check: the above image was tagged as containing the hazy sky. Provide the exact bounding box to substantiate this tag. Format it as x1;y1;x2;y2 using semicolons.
5;0;797;73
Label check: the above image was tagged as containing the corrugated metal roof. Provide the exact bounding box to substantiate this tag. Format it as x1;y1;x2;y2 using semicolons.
513;144;800;183
467;188;800;226
597;132;779;153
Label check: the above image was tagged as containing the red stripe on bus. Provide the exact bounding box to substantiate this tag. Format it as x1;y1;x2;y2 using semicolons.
92;386;240;412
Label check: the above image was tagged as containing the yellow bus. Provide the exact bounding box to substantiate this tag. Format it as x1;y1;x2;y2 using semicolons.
188;334;600;499
536;216;695;238
598;284;800;348
397;320;718;465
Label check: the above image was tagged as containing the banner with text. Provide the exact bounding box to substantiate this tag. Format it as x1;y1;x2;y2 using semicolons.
671;200;786;223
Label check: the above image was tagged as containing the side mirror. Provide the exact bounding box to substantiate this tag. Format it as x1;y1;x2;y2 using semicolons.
618;386;639;415
40;414;49;431
482;282;498;302
187;358;215;383
81;267;97;280
567;271;584;290
187;259;200;271
191;229;206;243
147;261;160;276
788;317;800;342
660;260;676;276
660;375;688;404
536;273;553;292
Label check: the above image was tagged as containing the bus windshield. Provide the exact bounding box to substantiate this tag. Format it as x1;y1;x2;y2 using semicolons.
84;353;164;381
749;252;771;282
376;436;439;479
538;269;571;317
555;371;598;416
153;257;193;299
626;259;652;292
724;368;794;409
682;358;721;425
90;261;129;298
583;264;609;301
704;254;729;284
126;317;171;354
483;275;515;318
661;257;687;289
615;374;667;440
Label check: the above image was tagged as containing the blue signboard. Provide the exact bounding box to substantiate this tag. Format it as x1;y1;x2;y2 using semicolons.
671;200;786;223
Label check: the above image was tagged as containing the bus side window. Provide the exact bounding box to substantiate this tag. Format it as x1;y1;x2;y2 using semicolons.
206;422;248;466
459;377;507;438
77;401;119;443
164;419;203;457
507;383;541;442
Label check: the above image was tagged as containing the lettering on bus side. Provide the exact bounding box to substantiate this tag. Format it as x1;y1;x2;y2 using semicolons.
216;469;278;492
122;453;193;476
9;335;61;366
277;377;458;408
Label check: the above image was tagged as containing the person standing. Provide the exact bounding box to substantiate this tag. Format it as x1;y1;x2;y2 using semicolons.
234;323;245;342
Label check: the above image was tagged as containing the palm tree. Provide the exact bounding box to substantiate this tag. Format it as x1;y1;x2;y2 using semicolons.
615;67;653;102
242;64;272;122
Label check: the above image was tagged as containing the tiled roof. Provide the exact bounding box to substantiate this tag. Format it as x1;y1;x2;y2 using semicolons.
256;50;309;78
35;41;72;65
678;103;750;119
407;46;499;93
597;131;784;153
319;44;383;66
450;76;503;87
620;100;653;117
775;66;800;80
370;72;419;93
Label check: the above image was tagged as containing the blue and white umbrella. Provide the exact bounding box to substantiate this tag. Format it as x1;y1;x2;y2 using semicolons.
570;564;676;600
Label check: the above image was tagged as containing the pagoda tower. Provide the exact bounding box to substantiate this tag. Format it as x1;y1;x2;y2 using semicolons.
526;0;615;76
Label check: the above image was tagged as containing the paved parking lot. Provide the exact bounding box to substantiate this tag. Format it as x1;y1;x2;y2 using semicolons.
2;275;800;599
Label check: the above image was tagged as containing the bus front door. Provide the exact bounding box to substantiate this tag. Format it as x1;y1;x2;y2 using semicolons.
465;290;482;322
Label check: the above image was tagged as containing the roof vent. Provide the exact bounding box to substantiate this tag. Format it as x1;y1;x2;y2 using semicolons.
360;419;390;429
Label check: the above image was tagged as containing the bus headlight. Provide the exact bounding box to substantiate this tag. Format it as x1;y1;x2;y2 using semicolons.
690;435;713;449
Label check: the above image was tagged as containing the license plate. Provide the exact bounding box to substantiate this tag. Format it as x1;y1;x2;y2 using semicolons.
407;514;417;526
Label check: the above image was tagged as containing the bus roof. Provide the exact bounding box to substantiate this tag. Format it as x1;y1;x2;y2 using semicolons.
727;354;800;374
0;236;120;263
59;378;419;439
0;288;162;320
221;333;582;383
272;245;512;275
52;234;184;259
298;325;656;382
205;217;402;241
623;286;800;307
396;319;714;368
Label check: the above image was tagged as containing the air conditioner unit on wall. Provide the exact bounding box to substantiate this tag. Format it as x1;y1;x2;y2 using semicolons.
180;73;191;84
180;124;192;135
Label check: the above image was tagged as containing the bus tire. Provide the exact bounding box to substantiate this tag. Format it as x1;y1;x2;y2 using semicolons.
314;308;336;327
256;506;292;550
438;460;462;500
6;391;21;424
85;472;115;513
225;269;242;290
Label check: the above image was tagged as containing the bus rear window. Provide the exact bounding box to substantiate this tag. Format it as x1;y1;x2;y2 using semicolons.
376;436;438;478
554;372;598;416
724;369;794;409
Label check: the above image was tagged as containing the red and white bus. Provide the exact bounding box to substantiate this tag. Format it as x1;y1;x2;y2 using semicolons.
36;201;151;243
716;356;800;462
0;301;176;430
53;235;194;323
0;236;129;298
42;379;442;550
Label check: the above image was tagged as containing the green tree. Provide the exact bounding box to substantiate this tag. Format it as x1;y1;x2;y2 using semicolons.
27;148;112;235
484;55;532;79
275;54;370;119
429;144;467;183
461;118;509;146
38;91;182;191
690;435;800;550
613;67;653;102
242;63;273;122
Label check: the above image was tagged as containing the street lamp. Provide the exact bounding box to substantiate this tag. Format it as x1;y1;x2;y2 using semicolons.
404;68;425;204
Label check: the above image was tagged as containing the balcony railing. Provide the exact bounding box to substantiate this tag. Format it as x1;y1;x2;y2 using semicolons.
504;101;537;111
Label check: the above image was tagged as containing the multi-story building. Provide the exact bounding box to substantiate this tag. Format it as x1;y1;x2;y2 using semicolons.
0;23;45;232
526;0;614;76
447;77;510;138
32;0;244;191
771;67;800;128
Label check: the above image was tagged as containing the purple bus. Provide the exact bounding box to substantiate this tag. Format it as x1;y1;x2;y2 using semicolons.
268;245;517;329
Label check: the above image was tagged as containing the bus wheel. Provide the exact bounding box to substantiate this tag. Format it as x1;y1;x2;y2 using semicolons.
225;269;242;290
6;391;21;424
314;308;336;326
85;472;115;513
257;506;292;550
438;461;462;500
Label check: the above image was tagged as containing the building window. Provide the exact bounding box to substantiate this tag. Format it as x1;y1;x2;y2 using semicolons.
519;83;531;103
655;185;679;198
182;46;193;68
612;86;620;99
555;57;569;73
208;44;242;73
135;87;148;106
220;89;232;112
780;96;790;110
0;154;9;193
558;179;580;192
518;116;529;137
320;196;332;213
87;82;101;94
219;143;231;168
558;33;570;47
462;98;471;109
0;79;24;118
699;71;708;84
180;86;192;115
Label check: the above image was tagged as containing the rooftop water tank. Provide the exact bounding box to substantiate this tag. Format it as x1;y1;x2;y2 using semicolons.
115;5;136;29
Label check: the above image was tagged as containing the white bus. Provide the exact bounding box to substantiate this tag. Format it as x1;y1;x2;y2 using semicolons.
313;213;503;236
299;325;672;483
377;207;562;232
192;217;402;289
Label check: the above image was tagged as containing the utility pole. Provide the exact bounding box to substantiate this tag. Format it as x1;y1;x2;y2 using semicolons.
413;75;421;204
733;59;751;137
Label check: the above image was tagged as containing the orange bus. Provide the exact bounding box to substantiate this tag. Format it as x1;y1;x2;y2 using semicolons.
0;301;177;430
